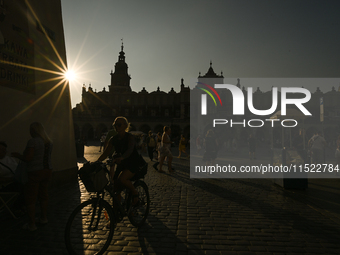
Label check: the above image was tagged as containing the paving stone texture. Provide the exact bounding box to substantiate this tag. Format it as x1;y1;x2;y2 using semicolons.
0;144;339;255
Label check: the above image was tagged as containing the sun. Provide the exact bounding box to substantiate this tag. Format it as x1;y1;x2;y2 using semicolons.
64;69;77;82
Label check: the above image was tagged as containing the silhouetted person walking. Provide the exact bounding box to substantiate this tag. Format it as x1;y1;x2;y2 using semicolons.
146;131;156;161
248;134;256;160
12;122;53;231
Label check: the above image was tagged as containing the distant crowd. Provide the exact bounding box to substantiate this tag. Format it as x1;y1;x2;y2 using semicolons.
2;118;339;231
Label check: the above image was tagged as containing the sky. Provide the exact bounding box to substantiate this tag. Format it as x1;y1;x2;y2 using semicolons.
60;0;340;108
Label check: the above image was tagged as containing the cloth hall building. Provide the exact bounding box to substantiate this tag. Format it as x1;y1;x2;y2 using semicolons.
72;44;191;141
72;45;340;147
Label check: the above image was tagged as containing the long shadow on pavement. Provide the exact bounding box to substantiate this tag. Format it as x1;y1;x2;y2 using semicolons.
137;214;203;255
169;164;340;247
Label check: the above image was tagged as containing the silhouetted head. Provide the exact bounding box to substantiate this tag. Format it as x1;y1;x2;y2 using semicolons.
113;116;130;133
30;122;51;144
163;126;171;135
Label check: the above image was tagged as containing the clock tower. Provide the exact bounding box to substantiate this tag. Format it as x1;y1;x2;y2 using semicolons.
109;41;132;93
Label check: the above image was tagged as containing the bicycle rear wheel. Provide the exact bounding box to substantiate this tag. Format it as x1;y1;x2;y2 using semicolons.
128;180;150;227
65;198;115;255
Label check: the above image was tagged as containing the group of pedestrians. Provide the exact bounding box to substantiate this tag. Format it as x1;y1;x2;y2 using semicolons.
152;126;175;173
4;118;338;235
0;122;53;231
143;127;190;174
196;130;254;163
308;131;327;164
307;131;340;165
196;128;340;167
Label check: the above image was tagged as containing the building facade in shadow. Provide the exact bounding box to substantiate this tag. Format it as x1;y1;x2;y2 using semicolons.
72;43;191;141
72;44;340;148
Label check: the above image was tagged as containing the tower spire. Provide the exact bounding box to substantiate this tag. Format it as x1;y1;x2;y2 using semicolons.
110;41;131;93
200;61;223;78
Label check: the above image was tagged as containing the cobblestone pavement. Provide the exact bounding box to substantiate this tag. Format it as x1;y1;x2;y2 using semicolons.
1;145;339;255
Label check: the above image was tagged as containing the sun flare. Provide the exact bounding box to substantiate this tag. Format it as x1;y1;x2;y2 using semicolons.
64;69;77;82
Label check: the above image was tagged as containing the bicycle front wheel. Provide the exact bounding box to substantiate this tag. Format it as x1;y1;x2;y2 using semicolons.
65;198;115;255
128;180;150;227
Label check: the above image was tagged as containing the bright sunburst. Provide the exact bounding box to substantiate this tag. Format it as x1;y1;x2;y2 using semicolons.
0;1;83;130
0;0;111;131
64;69;77;82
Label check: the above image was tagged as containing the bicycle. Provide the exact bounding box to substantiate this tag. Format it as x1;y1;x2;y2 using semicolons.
64;159;150;255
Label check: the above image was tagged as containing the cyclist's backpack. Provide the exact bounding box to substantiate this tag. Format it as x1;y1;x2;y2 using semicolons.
78;161;108;192
131;154;148;181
